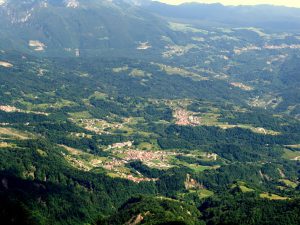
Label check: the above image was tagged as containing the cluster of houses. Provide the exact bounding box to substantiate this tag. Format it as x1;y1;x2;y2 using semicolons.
174;108;201;126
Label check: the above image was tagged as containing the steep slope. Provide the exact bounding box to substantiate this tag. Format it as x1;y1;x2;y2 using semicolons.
101;196;204;225
0;0;172;56
145;2;300;31
1;2;300;225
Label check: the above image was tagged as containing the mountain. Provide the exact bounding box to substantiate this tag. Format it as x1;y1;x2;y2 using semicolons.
101;196;204;225
1;1;300;225
145;2;300;31
0;0;172;56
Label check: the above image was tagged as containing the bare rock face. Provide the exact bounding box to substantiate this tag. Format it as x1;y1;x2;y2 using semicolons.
64;0;79;8
185;174;204;190
0;0;6;6
125;213;144;225
0;61;13;68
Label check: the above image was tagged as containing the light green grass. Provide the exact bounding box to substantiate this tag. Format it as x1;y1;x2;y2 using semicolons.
279;179;298;188
283;149;300;160
198;189;214;198
69;111;92;119
18;99;76;111
138;142;155;150
285;144;300;149
88;91;108;100
260;193;288;200
169;22;209;34
173;158;212;172
239;185;254;193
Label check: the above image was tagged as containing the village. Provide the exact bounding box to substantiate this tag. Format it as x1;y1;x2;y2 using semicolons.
61;135;219;184
230;82;254;91
75;118;124;135
173;108;202;126
233;43;300;55
61;139;178;183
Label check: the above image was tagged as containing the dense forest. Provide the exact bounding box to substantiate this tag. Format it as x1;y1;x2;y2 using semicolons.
1;0;300;224
0;53;300;224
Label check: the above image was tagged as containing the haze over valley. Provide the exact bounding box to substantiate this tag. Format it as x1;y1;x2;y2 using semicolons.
0;1;300;224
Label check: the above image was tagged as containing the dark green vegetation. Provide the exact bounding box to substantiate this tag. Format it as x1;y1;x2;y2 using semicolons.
100;196;204;225
1;0;300;225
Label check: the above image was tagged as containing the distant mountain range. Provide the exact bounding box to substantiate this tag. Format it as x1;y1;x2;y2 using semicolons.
147;1;300;30
0;0;300;57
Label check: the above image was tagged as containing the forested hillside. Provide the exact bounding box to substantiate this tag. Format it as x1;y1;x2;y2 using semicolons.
0;1;300;224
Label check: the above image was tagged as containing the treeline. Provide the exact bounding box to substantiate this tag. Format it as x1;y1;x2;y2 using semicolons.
100;196;204;225
156;124;299;162
219;109;300;133
89;97;173;122
0;111;49;124
101;193;300;225
200;192;300;225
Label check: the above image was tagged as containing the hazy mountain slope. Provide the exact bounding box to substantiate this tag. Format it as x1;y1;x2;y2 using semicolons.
146;2;300;31
0;0;172;56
